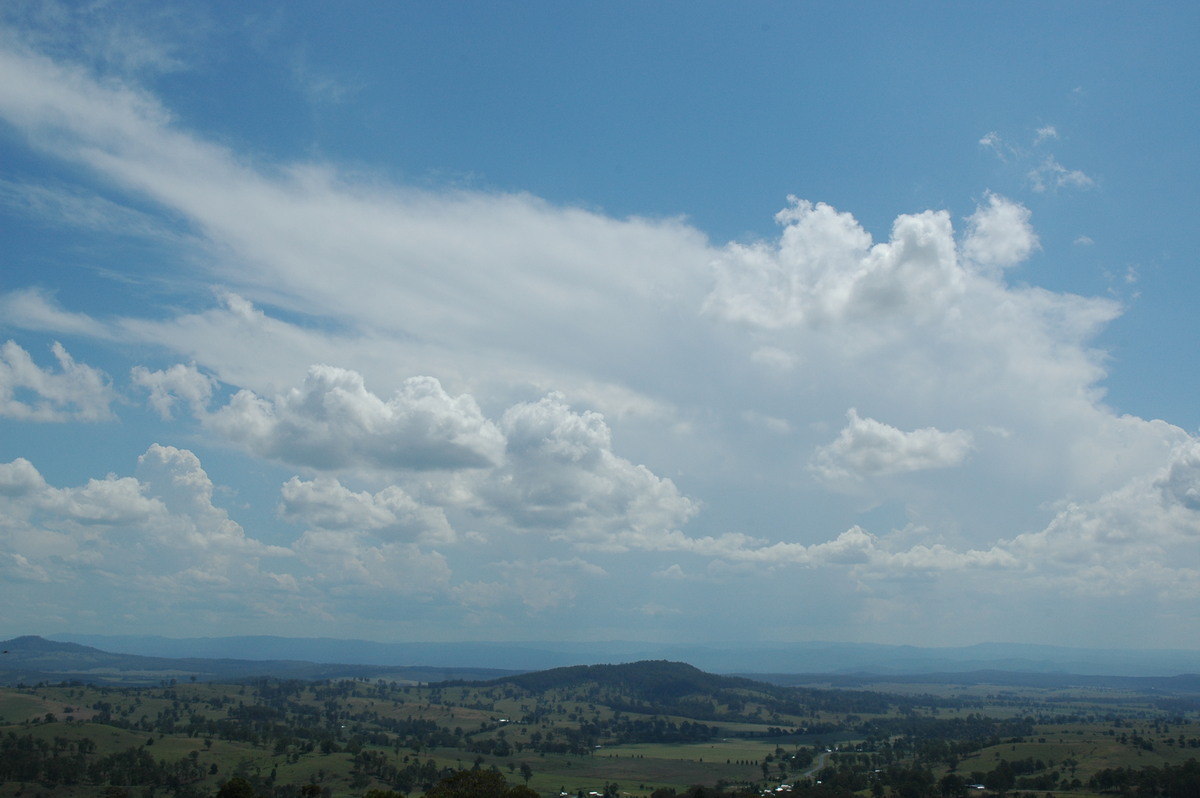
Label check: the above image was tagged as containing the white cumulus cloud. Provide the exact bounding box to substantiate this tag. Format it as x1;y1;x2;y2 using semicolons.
207;366;505;472
706;198;965;329
999;438;1200;596
811;409;974;484
279;475;454;545
0;445;295;628
473;392;699;551
961;193;1039;271
0;340;117;422
132;362;215;419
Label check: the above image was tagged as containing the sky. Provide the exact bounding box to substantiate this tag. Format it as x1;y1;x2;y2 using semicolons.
1;1;1199;651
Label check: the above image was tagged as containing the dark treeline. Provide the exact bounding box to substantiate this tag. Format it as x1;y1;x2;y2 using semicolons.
0;728;460;797
0;731;205;790
1089;759;1200;798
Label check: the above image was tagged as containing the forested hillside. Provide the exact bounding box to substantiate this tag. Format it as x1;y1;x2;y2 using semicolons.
1;656;1199;798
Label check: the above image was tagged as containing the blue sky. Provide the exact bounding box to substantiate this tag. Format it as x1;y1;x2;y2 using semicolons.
2;1;1198;650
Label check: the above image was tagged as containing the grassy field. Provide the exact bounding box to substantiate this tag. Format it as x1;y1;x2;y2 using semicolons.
0;670;1197;798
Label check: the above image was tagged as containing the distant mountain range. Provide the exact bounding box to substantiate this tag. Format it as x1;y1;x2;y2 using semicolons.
0;635;515;686
40;633;1200;678
2;635;1200;691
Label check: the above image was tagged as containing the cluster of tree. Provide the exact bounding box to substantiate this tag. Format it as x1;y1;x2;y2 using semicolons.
801;743;1074;798
80;679;468;756
1088;759;1200;798
510;716;718;751
605;717;718;745
517;723;596;756
420;769;537;798
345;751;457;794
650;783;856;798
0;731;206;789
957;758;1074;794
856;715;1035;744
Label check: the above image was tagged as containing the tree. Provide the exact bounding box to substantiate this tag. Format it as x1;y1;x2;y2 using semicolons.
425;770;518;798
939;773;967;798
987;761;1015;793
507;788;538;798
520;762;534;785
216;777;258;798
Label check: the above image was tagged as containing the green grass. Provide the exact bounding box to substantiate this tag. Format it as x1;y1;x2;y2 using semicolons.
0;691;63;723
2;676;1198;798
